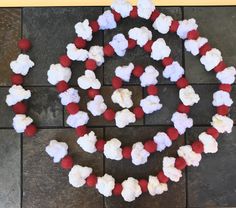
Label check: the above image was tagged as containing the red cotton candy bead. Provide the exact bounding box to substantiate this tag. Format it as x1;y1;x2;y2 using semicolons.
76;125;88;137
85;59;97;70
130;6;138;18
150;10;160;22
122;146;132;159
219;84;232;92
66;103;79;115
12;102;27;114
143;40;153;53
133;106;144;119
139;179;148;192
147;85;158;95
187;30;200;40
157;171;169;183
217;105;229;116
128;38;137;49
176;77;189;89
170;20;179;33
56;81;69;93
214;61;227;73
167;127;179;141
111;10;121;22
86;174;97;187
175;157;187;170
89;20;100;33
113;183;123;196
103;44;114;57
74;37;86;49
18;38;31;52
144;140;157;153
87;89;100;99
112;76;123;89
199;43;212;56
206;127;219;139
95;139;106;152
24;124;37;137
11;74;24;85
103;109;115;121
132;65;144;77
177;103;190;114
61;155;73;170
59;55;72;67
191;140;204;154
162;57;174;67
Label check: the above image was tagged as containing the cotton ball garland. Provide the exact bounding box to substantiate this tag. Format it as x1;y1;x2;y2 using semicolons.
152;13;173;34
66;111;89;128
199;132;218;153
140;95;162;114
179;85;200;106
216;66;236;84
77;131;97;153
59;88;80;106
66;43;88;61
184;37;208;56
12;114;33;133
87;95;107;116
111;0;133;18
139;65;159;87
151;38;171;61
163;157;182;182
137;0;155;19
115;63;134;82
111;88;133;108
163;61;184;82
115;109;136;128
74;19;92;41
171;112;193;135
104;138;123;160
211;114;233;133
96;174;115;197
97;10;117;30
128;27;152;47
77;70;101;90
177;19;198;39
153;132;172;152
109;33;128;56
131;142;150;165
212;90;233;107
148;176;168;196
88;46;104;66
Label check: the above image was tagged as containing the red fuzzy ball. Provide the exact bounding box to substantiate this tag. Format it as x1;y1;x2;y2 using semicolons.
61;155;73;170
122;146;132;159
150;10;160;22
56;81;69;93
206;127;219;139
85;59;97;70
18;38;31;52
112;76;123;89
187;30;200;40
191;140;204;154
147;85;158;95
66;103;80;115
95;139;106;152
59;55;72;67
177;103;190;114
87;89;100;99
199;43;212;56
132;65;144;77
144;140;157;153
103;109;115;121
170;20;179;33
24;124;37;137
130;6;138;18
217;105;229;116
86;174;97;187
139;179;148;192
175;157;187;170
219;84;232;92
12;102;27;114
143;40;153;53
162;57;174;67
157;171;169;183
11;74;24;85
89;20;100;33
128;38;137;49
133;106;144;119
176;77;189;89
111;10;121;22
103;44;114;57
112;183;123;196
167;127;179;141
76;125;88;137
214;61;227;73
74;37;86;49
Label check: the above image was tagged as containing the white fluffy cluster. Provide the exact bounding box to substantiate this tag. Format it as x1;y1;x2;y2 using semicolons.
211;114;233;133
153;13;173;34
153;132;172;152
104;138;122;160
115;109;136;128
6;85;31;106
77;70;101;90
140;95;162;114
87;95;107;116
59;88;80;106
66;111;89;128
45;140;68;163
111;88;133;108
47;64;72;85
115;63;134;82
121;177;142;202
131;142;150;165
139;65;159;87
74;19;92;41
199;132;218;153
96;174;115;197
177;19;198;39
163;157;182;182
128;26;152;47
216;66;236;84
184;37;208;56
13;114;33;133
151;38;171;61
77;131;97;153
66;43;88;61
111;0;133;18
212;90;233;107
179;85;200;106
148;176;168;196
109;33;128;56
88;46;104;66
171;112;193;135
137;0;155;19
163;61;184;82
97;10;117;30
200;48;222;71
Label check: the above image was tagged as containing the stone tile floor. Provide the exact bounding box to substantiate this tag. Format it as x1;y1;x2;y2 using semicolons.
0;6;236;208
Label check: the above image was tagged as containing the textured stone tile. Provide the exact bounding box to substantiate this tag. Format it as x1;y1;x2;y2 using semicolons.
0;130;20;208
0;9;21;86
184;7;236;84
22;128;104;208
186;127;236;207
23;7;103;86
104;126;186;208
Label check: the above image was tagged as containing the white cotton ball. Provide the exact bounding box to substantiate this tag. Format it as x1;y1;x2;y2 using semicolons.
200;48;222;71
77;131;97;153
212;90;233;107
199;132;218;153
66;111;89;128
12;114;33;133
137;0;155;19
179;85;200;106
184;37;208;56
171;112;193;135
177;145;202;167
153;132;172;152
211;114;233;134
115;63;134;82
47;63;72;85
77;70;101;90
131;142;150;165
66;43;89;61
151;38;171;61
177;18;198;39
148;176;168;196
139;65;159;87
88;46;104;66
6;85;31;106
128;27;152;47
109;33;128;57
163;61;184;82
115;109;136;128
216;66;236;84
87;95;107;116
140;95;162;114
59;88;80;106
96;174;115;197
45;140;68;163
97;10;117;30
121;177;142;202
111;88;133;108
152;13;173;34
111;0;133;18
104;138;122;160
74;19;92;41
163;157;182;182
69;165;92;188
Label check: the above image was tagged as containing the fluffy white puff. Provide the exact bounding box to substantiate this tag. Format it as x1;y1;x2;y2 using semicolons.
177;19;198;39
216;66;236;84
77;70;101;90
137;0;155;19
163;157;182;182
148;176;168;196
128;26;152;47
152;13;173;34
77;131;97;153
66;111;89;128
115;63;134;82
153;132;172;152
121;177;142;202
10;54;34;76
151;38;171;61
111;0;133;18
69;165;92;188
109;33;128;57
88;46;104;66
139;65;159;87
47;63;72;85
163;61;184;82
74;19;92;41
131;142;150;165
87;95;107;116
211;114;233;133
111;88;133;108
177;145;202;167
104;138;122;160
45;140;68;163
115;109;136;128
200;48;222;71
184;37;208;56
179;85;200;106
59;88;80;106
6;85;31;106
212;90;233;107
96;174;115;197
140;95;162;114
199;132;218;153
97;10;117;30
66;43;88;61
171;112;193;135
12;114;33;133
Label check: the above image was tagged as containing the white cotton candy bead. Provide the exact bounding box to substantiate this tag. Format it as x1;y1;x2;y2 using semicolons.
177;18;198;39
88;46;104;66
179;85;200;106
163;157;182;182
163;61;184;82
13;114;33;133
140;95;162;114
74;19;92;41
111;0;133;18
66;43;88;61
153;132;172;152
216;66;236;84
115;63;134;82
128;27;152;47
109;33;128;57
77;131;97;153
115;109;136;128
77;70;101;90
212;90;233;107
104;138;122;160
131;142;150;165
111;88;133;108
151;38;171;61
66;111;89;128
171;112;193;135
184;37;208;56
139;65;159;87
137;0;155;19
87;95;107;116
96;174;115;197
152;13;173;34
199;132;218;153
211;114;233;134
59;88;80;106
200;48;222;71
97;10;117;30
148;176;168;196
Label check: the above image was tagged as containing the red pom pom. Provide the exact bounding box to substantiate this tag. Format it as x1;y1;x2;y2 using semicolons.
18;38;31;52
157;171;169;183
11;74;24;85
147;85;158;95
89;20;100;33
24;124;37;137
12;102;27;114
214;61;227;73
217;105;229;116
87;89;100;99
86;174;97;187
76;125;88;137
150;10;160;22
175;157;187;170
176;77;189;89
112;76;123;89
103;44;114;57
139;179;148;192
167;127;179;141
219;84;232;92
162;57;174;67
112;183;123;196
199;43;212;56
61;155;73;169
103;109;115;121
170;20;179;33
56;81;69;93
74;37;86;49
177;103;190;114
187;30;200;40
95;139;106;152
130;6;138;18
59;55;72;67
132;65;144;77
85;59;97;70
66;103;79;115
144;140;157;153
111;10;121;22
128;38;137;49
206;127;219;139
191;140;204;154
122;146;132;159
143;40;153;53
133;106;144;119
